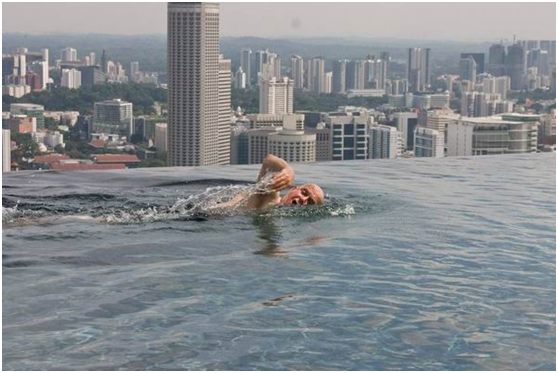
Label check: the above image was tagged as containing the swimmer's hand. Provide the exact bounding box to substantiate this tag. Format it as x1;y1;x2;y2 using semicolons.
271;168;294;192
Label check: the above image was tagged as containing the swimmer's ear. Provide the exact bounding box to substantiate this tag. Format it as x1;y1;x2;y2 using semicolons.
324;194;330;200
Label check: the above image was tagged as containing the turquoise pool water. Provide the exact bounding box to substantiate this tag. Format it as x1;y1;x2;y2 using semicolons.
2;154;556;370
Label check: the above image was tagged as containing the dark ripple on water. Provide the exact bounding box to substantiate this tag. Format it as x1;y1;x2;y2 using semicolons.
2;154;556;370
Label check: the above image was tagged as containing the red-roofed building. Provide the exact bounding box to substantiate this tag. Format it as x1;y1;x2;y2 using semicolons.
89;140;106;150
91;154;140;167
33;154;70;164
50;163;126;171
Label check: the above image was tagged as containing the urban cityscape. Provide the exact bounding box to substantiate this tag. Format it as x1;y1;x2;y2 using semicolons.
2;3;556;172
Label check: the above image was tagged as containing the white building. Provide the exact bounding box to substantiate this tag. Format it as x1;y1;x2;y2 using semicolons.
167;3;221;166
61;47;77;62
305;123;331;162
414;127;444;157
44;131;64;148
369;124;402;159
268;130;316;163
234;67;246;89
290;55;304;90
2;129;11;172
247;113;304;131
218;58;232;164
155;123;167;151
393;112;418;151
92;99;133;137
447;114;538;156
326;112;371;161
2;84;31;98
259;77;294;115
61;69;81;89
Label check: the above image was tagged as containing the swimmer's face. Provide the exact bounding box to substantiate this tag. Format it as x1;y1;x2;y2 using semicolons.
281;184;325;206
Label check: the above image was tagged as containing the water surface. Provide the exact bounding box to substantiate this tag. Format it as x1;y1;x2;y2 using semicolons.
3;154;556;370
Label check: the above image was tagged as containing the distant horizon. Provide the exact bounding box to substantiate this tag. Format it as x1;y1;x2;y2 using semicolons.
2;2;555;41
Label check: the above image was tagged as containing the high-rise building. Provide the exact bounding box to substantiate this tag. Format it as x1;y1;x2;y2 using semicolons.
346;60;366;90
460;56;477;83
255;49;270;84
61;47;77;62
326;112;370;161
393;112;418;151
305;123;331;161
92;99;133;137
248;113;304;130
2;129;11;172
407;47;430;92
332;60;348;93
167;2;221;167
447;114;538;156
240;48;252;87
506;44;525;90
414;128;444;157
460;53;485;74
488;44;506;76
268;130;316;163
369;124;401;159
268;53;282;79
89;52;96;66
61;68;81;89
259;77;294;115
77;66;106;86
425;108;459;149
155;123;168;152
41;48;49;87
306;57;326;93
290;55;304;90
234;67;246;89
218;57;232;165
482;75;511;99
130;61;140;80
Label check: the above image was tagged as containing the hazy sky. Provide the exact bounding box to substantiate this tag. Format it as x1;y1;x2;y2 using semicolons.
2;2;556;41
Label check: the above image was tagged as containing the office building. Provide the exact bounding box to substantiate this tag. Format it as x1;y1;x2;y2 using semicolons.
369;124;401;159
61;47;77;62
346;60;366;90
424;108;459;148
248;113;304;131
326;112;370;161
259;77;294;115
393;112;418;151
234;67;246;89
167;2;221;166
10;103;44;129
248;127;277;164
155;123;167;151
460;53;485;73
332;60;348;93
488;44;506;76
240;48;252;87
255;49;270;84
218;57;232;165
482;75;511;99
506;44;525;90
414;128;444;157
460;55;477;83
268;130;316;163
92;99;133;137
305;123;331;161
290;55;304;90
77;65;106;86
61;68;82;89
539;111;556;142
130;61;140;80
2;129;10;172
230;125;249;165
447;114;538;156
407;47;430;92
306;57;326;93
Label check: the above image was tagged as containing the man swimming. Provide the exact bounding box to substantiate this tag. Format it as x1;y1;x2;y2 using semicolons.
244;154;325;209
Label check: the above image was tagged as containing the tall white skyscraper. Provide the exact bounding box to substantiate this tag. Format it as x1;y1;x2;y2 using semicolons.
240;48;252;87
41;48;49;88
290;55;304;89
218;57;232;165
407;47;431;92
61;47;77;62
234;67;246;89
61;68;81;89
259;77;294;115
167;2;221;167
306;57;326;93
2;129;11;172
155;123;168;152
130;61;140;80
89;52;96;66
369;125;402;159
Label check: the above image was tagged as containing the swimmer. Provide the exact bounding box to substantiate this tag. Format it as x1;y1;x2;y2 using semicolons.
244;154;325;209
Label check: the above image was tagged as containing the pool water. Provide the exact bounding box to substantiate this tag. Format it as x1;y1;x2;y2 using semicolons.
2;154;556;370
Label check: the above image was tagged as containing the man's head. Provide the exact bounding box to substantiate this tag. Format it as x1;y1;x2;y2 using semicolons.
280;183;325;206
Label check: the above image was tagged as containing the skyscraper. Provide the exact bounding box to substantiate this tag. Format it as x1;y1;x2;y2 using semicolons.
414;128;444;157
506;44;525;90
61;47;77;62
460;53;485;74
240;48;252;87
460;56;477;83
218;57;232;165
290;55;304;90
255;49;270;85
259;77;294;115
369;125;402;159
407;47;430;93
2;129;11;172
61;68;81;89
167;2;221;167
332;60;347;93
306;57;326;93
92;99;133;137
488;44;506;76
346;60;366;90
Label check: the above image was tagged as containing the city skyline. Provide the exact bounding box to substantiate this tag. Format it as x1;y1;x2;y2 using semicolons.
2;2;556;41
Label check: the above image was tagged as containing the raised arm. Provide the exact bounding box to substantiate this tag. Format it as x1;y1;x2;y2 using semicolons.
257;154;295;191
245;154;295;209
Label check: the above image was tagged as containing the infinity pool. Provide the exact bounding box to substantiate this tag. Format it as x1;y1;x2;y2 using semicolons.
2;154;556;370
